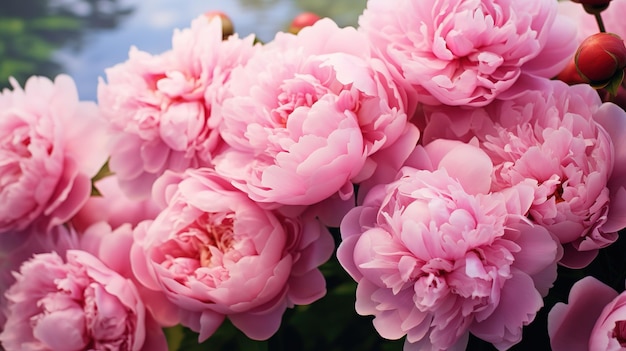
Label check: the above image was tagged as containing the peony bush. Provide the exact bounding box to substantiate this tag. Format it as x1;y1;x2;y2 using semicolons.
2;0;626;350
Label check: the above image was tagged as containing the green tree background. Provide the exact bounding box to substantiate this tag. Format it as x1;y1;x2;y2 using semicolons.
0;0;132;89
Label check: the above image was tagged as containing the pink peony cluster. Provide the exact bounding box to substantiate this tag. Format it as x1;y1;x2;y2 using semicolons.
0;250;166;351
2;1;626;350
420;78;626;268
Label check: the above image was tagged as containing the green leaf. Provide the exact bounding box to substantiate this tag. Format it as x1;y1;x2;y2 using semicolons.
13;34;56;60
0;18;25;34
163;325;184;351
91;160;113;183
603;69;625;96
90;160;113;197
174;320;269;351
0;59;36;81
29;16;81;31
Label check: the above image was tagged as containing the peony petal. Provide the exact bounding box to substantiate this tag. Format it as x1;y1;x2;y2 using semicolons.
548;277;618;351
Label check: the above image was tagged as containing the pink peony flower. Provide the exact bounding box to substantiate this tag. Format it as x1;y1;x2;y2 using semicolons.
0;249;167;351
130;169;334;341
0;75;108;232
213;18;413;206
420;78;626;268
358;0;576;106
548;276;626;351
337;140;560;350
71;175;161;233
0;224;78;332
98;15;257;198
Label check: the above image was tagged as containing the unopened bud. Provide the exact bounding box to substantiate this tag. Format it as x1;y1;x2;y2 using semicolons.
288;12;321;35
556;58;586;85
571;0;612;14
575;32;626;94
205;10;234;39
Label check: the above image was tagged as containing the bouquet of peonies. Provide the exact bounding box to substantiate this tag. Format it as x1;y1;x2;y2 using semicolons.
1;0;626;350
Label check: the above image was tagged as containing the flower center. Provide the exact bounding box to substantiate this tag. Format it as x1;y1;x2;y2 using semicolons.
192;212;235;267
271;76;325;126
613;320;626;347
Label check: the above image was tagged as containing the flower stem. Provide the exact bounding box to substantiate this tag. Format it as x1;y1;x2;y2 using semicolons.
595;12;607;32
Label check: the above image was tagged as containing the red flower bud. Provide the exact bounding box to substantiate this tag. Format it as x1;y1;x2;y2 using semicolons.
556;58;587;85
571;0;612;14
288;12;321;34
575;32;626;91
205;10;235;39
571;0;612;5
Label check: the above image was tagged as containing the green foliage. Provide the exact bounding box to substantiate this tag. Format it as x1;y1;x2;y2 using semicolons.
90;160;113;196
0;0;133;89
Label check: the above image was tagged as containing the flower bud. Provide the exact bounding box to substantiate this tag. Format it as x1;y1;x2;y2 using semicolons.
205;10;234;39
556;57;586;85
571;0;612;14
575;32;626;93
288;12;321;34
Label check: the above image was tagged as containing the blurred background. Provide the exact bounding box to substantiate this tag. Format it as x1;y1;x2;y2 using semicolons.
0;0;367;101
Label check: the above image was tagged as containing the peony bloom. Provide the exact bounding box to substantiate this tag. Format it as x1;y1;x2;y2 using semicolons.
0;250;167;351
214;18;413;207
337;140;560;350
548;276;626;351
358;0;576;106
130;169;334;341
0;75;108;232
420;78;626;268
98;15;257;198
0;224;78;332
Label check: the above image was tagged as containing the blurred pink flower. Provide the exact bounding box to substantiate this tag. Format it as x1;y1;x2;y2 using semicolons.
0;75;108;232
0;224;78;332
71;175;161;233
0;250;167;351
548;276;626;351
98;15;257;198
130;169;334;341
359;0;576;106
213;18;412;206
338;140;560;350
420;78;626;268
559;0;626;41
